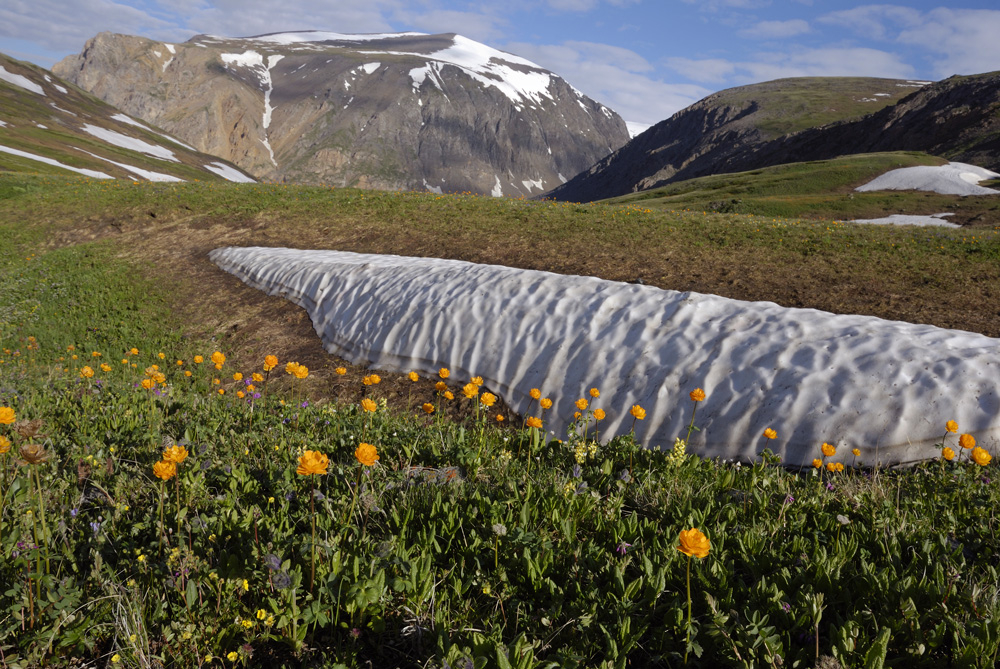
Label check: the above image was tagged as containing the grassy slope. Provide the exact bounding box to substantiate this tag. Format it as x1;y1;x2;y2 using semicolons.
1;175;1000;668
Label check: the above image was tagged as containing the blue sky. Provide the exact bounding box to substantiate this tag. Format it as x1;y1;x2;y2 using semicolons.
2;1;1000;127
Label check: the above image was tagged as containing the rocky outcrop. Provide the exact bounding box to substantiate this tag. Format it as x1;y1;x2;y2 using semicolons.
547;73;1000;203
54;31;630;196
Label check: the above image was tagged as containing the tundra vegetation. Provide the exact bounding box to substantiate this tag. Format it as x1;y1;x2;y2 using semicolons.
0;171;999;668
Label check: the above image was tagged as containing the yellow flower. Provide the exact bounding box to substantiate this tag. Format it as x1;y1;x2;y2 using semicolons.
256;609;267;620
92;351;101;358
242;579;249;591
140;378;155;390
574;411;582;420
408;371;419;382
945;420;959;434
689;388;706;402
233;372;243;381
575;398;588;411
193;355;204;364
826;462;837;472
589;387;600;398
422;403;435;414
677;528;710;559
942;447;956;461
959;434;976;450
158;352;165;360
496;414;505;423
335;367;346;375
153;460;177;480
629;405;646;420
471;376;484;386
763;428;777;440
129;347;138;355
0;435;10;454
236;391;245;399
293;365;309;380
480;392;497;407
111;654;121;663
355;442;379;467
361;398;377;413
227;652;238;661
79;366;94;379
852;448;861;457
812;458;822;469
972;447;992;467
213;378;221;385
594;408;606;420
184;371;192;377
526;416;543;429
263;354;279;371
297;450;329;476
529;388;541;400
0;406;15;425
363;374;381;385
821;442;836;457
435;381;448;392
163;445;188;464
100;363;112;372
252;372;264;382
438;368;450;379
540;398;553;410
462;383;479;399
444;391;454;400
211;351;226;366
285;361;300;375
177;359;183;366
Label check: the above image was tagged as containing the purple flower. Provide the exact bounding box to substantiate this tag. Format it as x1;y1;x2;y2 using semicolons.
616;541;632;555
784;495;794;504
781;602;792;613
70;508;79;518
300;401;309;409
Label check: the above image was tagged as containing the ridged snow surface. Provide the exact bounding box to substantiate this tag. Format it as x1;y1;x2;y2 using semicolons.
856;162;1000;196
210;247;1000;467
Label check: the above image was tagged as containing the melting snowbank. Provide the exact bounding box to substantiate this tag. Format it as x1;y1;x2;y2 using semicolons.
210;247;1000;466
856;162;1000;196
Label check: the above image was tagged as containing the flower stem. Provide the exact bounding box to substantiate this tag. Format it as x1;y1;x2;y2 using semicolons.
684;554;692;664
309;478;316;595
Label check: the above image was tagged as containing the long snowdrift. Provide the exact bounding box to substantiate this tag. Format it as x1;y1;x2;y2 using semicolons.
210;247;1000;467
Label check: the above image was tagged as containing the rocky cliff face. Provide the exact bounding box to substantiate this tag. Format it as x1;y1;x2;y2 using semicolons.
54;31;629;196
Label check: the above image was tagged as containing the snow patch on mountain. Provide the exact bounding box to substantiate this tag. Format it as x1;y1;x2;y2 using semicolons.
0;143;111;178
80;124;180;162
0;65;44;95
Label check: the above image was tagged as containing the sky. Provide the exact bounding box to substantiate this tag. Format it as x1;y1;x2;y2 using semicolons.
2;1;1000;128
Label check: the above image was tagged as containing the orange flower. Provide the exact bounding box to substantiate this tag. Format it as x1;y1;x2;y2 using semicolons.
480;392;497;407
826;462;837;472
0;406;16;425
574;411;582;420
589;388;600;398
438;368;450;379
471;376;484;386
335;367;347;376
821;442;836;457
355;443;379;467
435;381;448;392
945;420;959;434
0;435;10;454
444;391;454;401
297;450;328;476
408;371;419;382
100;363;112;372
526;416;543;429
153;460;177;481
422;403;435;414
285;361;300;375
361;398;377;413
851;448;861;457
959;434;976;450
80;366;95;379
193;355;204;364
140;378;155;390
363;374;381;386
972;447;992;467
293;365;309;380
211;351;226;366
233;372;243;381
812;458;822;469
163;445;188;464
763;428;777;440
677;528;710;559
942;447;955;461
252;372;264;383
462;383;479;399
129;347;138;355
496;414;505;423
689;388;706;402
540;398;553;410
629;405;646;420
575;398;588;411
263;355;278;371
529;388;541;400
593;409;606;420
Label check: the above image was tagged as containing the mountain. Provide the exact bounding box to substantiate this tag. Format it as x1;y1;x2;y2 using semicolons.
0;52;254;183
53;31;629;196
547;73;1000;203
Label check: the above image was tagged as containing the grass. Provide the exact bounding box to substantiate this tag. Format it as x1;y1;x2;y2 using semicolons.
1;173;999;667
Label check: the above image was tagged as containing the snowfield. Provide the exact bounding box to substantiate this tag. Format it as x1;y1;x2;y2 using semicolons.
210;247;1000;467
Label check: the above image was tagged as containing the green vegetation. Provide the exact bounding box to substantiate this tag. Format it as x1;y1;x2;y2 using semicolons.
1;173;999;666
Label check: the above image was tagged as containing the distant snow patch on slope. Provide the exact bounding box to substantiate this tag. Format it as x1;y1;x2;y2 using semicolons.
0;144;111;178
0;119;6;127
491;175;503;197
220;51;284;166
42;74;67;94
109;113;198;151
625;121;650;138
851;213;960;228
856;162;1000;196
203;162;256;182
0;65;45;95
210;247;1000;467
361;62;380;74
80;124;179;162
423;179;443;194
79;150;184;182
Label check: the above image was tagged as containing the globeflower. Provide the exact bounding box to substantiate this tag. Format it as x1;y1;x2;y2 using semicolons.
422;403;435;414
945;420;959;434
677;528;710;559
689;388;706;402
293;364;309;379
211;351;226;366
0;407;16;425
285;362;300;375
438;368;450;379
363;374;381;386
153;460;177;481
408;371;419;382
629;405;646;420
763;428;777;440
593;409;606;421
959;434;976;450
529;388;541;400
812;459;822;469
296;450;328;476
79;366;94;379
575;398;588;411
942;447;955;461
589;388;600;398
335;367;346;376
0;435;10;454
526;416;543;429
361;398;377;413
443;391;454;400
263;355;278;371
193;355;203;364
480;392;497;407
471;376;484;386
163;445;188;464
462;383;479;399
821;442;836;457
540;398;553;410
355;442;379;467
140;378;155;390
972;447;992;467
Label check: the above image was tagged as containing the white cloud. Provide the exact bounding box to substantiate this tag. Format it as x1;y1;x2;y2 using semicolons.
896;8;1000;78
507;40;711;125
738;19;809;40
818;5;922;40
666;46;914;86
394;8;507;42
